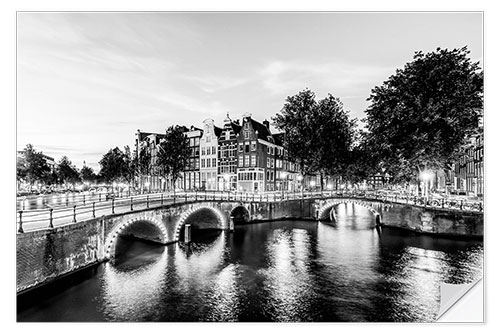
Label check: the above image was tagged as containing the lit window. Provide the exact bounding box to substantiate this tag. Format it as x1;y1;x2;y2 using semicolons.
251;155;256;166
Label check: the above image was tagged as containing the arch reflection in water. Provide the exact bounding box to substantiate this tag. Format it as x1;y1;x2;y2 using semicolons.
100;241;169;321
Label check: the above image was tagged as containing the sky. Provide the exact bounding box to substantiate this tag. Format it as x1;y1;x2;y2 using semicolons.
17;12;483;171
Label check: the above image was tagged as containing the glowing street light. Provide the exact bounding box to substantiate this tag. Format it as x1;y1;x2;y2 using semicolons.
280;172;287;197
420;170;433;197
223;173;230;192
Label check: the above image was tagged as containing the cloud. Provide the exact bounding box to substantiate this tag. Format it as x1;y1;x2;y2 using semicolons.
259;60;395;98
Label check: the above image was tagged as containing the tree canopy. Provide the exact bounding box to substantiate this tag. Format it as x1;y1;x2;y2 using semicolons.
17;144;51;187
98;147;131;183
57;156;80;187
364;46;483;181
156;125;191;192
273;89;357;184
80;163;96;184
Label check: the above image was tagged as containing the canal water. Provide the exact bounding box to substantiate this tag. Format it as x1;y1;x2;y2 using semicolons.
17;203;483;322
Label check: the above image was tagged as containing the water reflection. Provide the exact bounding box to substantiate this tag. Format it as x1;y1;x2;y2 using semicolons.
100;239;169;321
18;204;483;322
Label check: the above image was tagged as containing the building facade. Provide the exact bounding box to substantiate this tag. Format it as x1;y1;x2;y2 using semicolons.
217;114;241;191
182;126;202;191
200;119;222;191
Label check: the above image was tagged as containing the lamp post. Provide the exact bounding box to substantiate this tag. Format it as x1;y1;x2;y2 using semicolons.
280;172;287;199
223;173;230;194
327;183;333;196
310;180;316;194
420;170;433;198
297;174;304;198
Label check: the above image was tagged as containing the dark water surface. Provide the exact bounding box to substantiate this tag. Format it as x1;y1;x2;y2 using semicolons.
17;204;483;322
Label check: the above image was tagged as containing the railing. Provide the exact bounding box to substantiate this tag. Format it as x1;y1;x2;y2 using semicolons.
16;190;483;234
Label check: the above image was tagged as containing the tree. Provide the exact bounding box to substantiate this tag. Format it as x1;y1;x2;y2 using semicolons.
314;94;357;189
273;89;357;189
156;125;191;196
57;156;80;189
272;89;320;177
80;163;96;184
364;46;483;190
135;145;152;193
98;147;130;184
17;144;51;190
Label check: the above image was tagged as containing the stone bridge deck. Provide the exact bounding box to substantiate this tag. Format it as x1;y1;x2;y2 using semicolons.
16;191;483;293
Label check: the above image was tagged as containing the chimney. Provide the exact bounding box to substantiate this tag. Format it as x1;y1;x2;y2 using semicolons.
263;119;270;129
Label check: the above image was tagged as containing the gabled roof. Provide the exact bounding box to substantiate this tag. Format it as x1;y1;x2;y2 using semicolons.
137;131;166;142
272;133;285;146
230;121;242;134
249;118;274;143
214;125;223;138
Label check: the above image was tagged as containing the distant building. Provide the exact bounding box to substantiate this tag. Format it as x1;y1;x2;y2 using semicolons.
182;126;202;191
200;119;222;191
135;130;166;191
217;113;241;191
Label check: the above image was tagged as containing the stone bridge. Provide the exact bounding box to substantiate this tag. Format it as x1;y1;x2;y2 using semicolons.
16;196;483;293
315;198;384;225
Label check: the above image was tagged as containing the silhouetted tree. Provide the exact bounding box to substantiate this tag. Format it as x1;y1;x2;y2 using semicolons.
156;125;190;196
364;46;483;187
56;156;80;189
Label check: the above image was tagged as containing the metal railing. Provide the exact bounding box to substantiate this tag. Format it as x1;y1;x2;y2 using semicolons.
16;190;483;234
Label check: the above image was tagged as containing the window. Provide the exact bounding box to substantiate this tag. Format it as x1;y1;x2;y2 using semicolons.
239;143;243;152
194;138;199;145
245;143;250;153
238;156;243;167
201;159;205;168
267;158;270;168
212;146;216;155
251;141;256;151
271;158;274;168
244;131;249;139
201;147;205;155
225;131;230;140
251;155;256;167
245;155;249;166
190;138;195;146
212;158;216;167
244;122;250;129
207;159;211;168
207;136;211;143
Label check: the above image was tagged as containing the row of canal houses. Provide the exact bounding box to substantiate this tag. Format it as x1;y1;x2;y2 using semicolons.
135;113;320;193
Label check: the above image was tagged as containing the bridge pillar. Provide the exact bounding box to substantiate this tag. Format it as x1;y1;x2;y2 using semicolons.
375;214;382;227
184;224;192;243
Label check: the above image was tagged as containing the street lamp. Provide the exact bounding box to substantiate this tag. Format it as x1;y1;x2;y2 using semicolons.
280;172;287;198
419;170;433;198
223;173;230;193
297;175;304;198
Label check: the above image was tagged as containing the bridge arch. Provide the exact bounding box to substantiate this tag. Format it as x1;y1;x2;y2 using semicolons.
318;199;381;223
104;217;168;260
230;204;250;224
173;204;227;242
